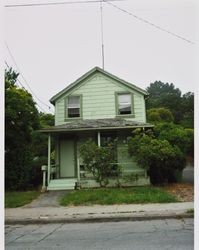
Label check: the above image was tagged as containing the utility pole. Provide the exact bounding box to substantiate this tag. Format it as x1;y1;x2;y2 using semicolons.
100;1;105;69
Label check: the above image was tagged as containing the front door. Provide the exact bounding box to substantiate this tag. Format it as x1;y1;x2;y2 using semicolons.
60;140;75;178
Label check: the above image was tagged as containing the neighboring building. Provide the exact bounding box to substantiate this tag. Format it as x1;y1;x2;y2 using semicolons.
41;67;153;190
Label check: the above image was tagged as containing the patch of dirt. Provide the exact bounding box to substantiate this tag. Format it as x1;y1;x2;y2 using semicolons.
164;183;194;202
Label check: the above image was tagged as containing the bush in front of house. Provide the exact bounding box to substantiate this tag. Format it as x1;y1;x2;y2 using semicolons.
128;129;186;185
154;122;194;158
147;107;174;123
79;139;122;187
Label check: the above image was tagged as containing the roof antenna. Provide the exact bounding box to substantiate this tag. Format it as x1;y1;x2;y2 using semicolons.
100;0;105;69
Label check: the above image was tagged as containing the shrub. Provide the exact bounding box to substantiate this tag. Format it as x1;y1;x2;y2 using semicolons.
147;108;174;123
30;156;47;188
128;129;186;185
79;139;122;187
5;145;33;191
154;123;194;157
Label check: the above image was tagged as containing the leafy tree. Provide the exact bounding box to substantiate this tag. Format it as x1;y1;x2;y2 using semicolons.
154;123;194;158
30;112;55;187
128;129;186;185
146;81;194;127
180;92;194;128
5;68;40;190
39;112;54;128
147;108;174;123
146;81;182;123
80;140;121;187
31;112;54;157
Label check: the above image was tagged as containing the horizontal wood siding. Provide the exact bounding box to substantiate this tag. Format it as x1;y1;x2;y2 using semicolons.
117;132;144;174
55;72;146;125
55;99;65;125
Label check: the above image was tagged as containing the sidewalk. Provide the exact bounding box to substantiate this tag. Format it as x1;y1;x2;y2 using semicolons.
5;202;194;224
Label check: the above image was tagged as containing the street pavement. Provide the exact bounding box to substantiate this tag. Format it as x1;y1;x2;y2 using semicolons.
5;218;194;250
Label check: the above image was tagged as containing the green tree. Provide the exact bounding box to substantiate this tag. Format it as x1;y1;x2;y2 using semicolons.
180;92;194;128
30;112;55;187
128;129;186;185
39;112;54;128
5;68;40;190
31;112;54;157
146;81;194;127
147;108;174;123
146;81;182;123
154;123;194;158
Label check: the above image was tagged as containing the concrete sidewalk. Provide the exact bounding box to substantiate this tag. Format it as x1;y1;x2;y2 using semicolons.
5;202;194;224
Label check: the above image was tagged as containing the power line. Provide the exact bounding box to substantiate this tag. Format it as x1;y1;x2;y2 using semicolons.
5;0;125;8
103;0;195;44
5;61;47;112
5;61;19;87
5;43;53;112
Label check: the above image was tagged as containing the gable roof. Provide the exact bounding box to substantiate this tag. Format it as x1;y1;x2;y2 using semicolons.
50;66;148;105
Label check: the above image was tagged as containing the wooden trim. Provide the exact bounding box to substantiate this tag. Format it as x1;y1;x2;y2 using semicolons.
47;133;51;185
50;67;148;104
74;137;77;178
55;135;60;178
115;91;135;117
41;125;154;133
64;94;83;120
131;93;135;116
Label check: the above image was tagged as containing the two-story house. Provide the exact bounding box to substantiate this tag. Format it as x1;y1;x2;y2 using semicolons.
41;67;153;190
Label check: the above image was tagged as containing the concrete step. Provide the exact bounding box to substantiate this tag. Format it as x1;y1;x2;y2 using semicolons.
50;179;77;184
47;179;77;191
47;186;75;191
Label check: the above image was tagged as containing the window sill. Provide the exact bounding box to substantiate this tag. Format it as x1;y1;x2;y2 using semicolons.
116;114;135;118
64;117;83;121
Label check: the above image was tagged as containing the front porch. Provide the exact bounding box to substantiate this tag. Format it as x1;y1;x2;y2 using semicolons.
40;118;153;191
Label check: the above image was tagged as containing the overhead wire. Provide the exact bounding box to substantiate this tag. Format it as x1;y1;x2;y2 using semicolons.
5;0;125;8
5;43;53;113
5;60;19;87
103;0;195;44
5;61;47;113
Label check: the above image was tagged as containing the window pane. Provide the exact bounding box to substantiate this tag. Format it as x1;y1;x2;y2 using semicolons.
118;94;131;115
118;94;131;104
119;105;131;114
68;108;80;117
68;96;80;108
67;96;80;117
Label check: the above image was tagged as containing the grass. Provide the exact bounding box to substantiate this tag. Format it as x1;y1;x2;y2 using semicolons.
60;187;178;206
186;209;194;214
5;191;40;208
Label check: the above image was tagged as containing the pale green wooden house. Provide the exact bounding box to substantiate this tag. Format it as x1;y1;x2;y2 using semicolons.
41;67;153;190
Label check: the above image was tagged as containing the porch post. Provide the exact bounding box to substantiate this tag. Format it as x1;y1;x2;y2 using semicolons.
97;131;101;147
47;133;51;186
77;158;80;181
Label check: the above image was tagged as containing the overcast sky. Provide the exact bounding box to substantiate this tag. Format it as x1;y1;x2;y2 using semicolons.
4;0;198;113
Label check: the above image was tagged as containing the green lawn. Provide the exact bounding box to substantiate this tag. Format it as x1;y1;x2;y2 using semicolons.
5;191;40;208
60;187;178;206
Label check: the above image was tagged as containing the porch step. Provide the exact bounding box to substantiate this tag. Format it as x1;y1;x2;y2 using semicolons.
47;179;77;191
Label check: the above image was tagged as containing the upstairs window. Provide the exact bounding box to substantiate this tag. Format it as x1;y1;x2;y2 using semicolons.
118;93;132;115
67;96;81;118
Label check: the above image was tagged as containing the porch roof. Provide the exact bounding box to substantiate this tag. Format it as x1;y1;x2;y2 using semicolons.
39;118;153;133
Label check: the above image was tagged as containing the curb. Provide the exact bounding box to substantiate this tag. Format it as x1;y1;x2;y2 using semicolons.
5;213;194;225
